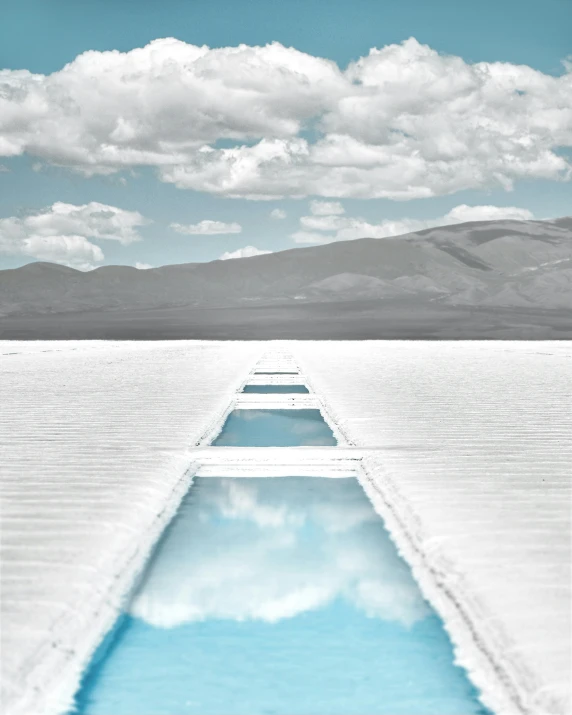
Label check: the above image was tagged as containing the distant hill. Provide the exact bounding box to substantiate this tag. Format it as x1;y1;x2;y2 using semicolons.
1;217;570;339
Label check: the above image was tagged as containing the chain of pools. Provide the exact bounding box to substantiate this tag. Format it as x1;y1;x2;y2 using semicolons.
70;355;491;715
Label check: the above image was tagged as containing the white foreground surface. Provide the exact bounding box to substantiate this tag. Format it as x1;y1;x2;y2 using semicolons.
1;340;570;715
1;341;262;715
290;341;571;715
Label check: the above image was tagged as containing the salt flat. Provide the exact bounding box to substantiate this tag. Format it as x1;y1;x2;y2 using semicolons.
1;340;570;715
0;341;262;715
290;341;571;715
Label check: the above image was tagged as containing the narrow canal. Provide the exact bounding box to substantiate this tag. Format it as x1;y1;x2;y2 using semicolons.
212;409;337;447
73;392;488;714
242;385;309;394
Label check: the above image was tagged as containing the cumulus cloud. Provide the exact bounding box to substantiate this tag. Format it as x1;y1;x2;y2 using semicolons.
0;38;570;199
129;478;429;628
310;200;345;215
444;204;534;223
219;245;272;260
0;40;342;170
16;235;104;269
290;230;332;245
170;219;242;235
0;202;148;269
292;203;537;243
270;208;287;219
135;262;153;269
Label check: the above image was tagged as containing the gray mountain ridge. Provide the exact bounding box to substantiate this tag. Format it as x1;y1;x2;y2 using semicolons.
1;217;571;339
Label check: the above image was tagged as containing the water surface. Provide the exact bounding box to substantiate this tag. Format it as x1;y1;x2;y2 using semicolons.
213;409;336;447
242;385;309;394
75;477;487;715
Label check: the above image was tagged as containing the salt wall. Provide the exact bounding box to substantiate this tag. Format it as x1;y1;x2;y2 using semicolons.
290;341;571;715
0;341;262;715
1;340;570;715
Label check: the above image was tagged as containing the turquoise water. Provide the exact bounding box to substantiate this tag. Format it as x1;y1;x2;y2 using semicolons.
212;409;337;446
242;385;309;394
74;477;488;715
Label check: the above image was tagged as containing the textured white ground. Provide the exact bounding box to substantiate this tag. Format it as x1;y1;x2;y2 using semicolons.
1;340;570;715
289;341;571;715
0;341;263;715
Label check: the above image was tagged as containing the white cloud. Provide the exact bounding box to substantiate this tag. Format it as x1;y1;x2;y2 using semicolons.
292;203;537;244
135;262;153;269
270;208;287;219
444;204;534;223
0;38;570;200
300;214;344;231
19;235;104;270
0;201;148;269
290;230;332;244
0;40;343;171
219;245;272;260
160;138;312;200
310;200;345;215
171;219;242;235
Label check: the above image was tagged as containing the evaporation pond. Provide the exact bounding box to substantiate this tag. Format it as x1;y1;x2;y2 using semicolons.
74;477;488;715
242;385;309;394
212;409;336;446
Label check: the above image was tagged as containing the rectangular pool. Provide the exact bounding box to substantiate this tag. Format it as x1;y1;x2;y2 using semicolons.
212;409;337;447
73;477;488;715
242;385;310;394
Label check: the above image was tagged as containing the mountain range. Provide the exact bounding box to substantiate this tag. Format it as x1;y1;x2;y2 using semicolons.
1;217;570;339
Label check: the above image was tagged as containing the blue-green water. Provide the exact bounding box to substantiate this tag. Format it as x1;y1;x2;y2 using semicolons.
242;385;309;393
212;409;337;446
74;477;488;715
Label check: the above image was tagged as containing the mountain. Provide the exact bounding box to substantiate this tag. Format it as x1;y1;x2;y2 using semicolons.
0;217;570;339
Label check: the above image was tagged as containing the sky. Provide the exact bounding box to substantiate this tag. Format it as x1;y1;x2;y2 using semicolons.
0;0;571;270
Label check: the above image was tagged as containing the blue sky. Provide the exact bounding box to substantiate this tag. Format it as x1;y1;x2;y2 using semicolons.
0;0;570;270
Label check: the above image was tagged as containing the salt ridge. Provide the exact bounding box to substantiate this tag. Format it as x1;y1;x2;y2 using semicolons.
290;340;571;715
1;340;570;715
1;341;262;715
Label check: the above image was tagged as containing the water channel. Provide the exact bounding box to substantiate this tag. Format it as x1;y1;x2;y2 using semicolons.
73;393;488;714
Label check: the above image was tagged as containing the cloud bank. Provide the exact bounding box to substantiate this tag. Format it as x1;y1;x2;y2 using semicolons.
1;38;570;200
170;220;242;235
219;245;272;260
292;203;536;244
0;202;148;269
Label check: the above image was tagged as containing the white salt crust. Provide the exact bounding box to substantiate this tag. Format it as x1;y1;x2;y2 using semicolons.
289;340;571;715
1;340;570;715
1;341;262;715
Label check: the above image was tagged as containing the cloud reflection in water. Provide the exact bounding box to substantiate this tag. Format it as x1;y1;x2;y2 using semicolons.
129;477;429;628
212;409;337;446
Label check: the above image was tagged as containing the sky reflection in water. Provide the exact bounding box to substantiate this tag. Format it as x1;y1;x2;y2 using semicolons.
213;409;337;447
75;477;488;715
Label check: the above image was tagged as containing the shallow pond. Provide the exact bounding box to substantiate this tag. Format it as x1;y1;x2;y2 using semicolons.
242;385;309;394
74;477;488;715
212;409;337;447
